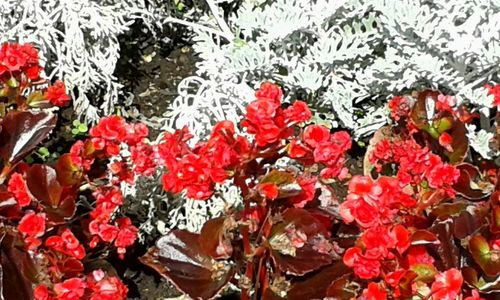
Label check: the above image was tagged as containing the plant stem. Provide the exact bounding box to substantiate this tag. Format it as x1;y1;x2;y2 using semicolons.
162;16;233;41
205;0;233;40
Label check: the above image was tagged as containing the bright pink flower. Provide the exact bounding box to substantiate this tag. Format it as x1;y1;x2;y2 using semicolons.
7;172;31;207
53;277;86;300
45;80;70;106
430;269;463;300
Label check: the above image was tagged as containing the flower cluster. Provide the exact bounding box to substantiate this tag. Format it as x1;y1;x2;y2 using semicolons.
158;82;333;201
241;82;312;147
34;269;128;300
369;138;460;195
339;176;416;228
0;43;40;79
343;224;410;279
288;125;351;179
0;42;70;107
158;121;249;200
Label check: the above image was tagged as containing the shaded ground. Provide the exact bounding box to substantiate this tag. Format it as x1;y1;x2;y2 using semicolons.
114;21;198;300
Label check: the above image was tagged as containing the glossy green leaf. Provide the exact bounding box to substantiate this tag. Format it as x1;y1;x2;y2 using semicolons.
469;235;500;277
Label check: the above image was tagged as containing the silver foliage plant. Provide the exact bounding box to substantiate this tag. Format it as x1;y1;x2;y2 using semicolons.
0;0;163;121
160;0;500;232
168;0;500;142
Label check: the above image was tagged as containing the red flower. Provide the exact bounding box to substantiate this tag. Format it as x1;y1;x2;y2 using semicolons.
362;282;387;300
114;217;138;259
343;247;381;279
406;246;435;266
288;176;317;208
362;226;394;259
288;140;311;159
303;125;330;148
45;80;70;106
87;270;128;300
430;268;463;300
46;229;85;260
0;43;27;72
388;96;411;121
464;289;485;300
34;284;50;300
255;82;282;103
7;172;31;207
439;132;453;152
485;84;500;107
53;277;86;300
90;115;127;141
90;221;119;242
331;131;352;152
284;100;311;123
436;95;456;112
18;212;45;238
391;224;411;254
258;182;279;200
339;176;384;228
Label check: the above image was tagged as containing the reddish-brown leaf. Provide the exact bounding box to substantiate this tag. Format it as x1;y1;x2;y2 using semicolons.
26;164;75;221
286;261;351;300
27;164;62;207
140;230;234;300
199;216;235;260
0;231;38;300
270;244;333;276
453;163;493;200
429;218;460;269
0;111;56;165
55;154;83;187
469;235;500;277
411;230;440;246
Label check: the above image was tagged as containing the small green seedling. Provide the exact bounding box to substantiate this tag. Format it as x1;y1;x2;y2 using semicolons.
71;119;88;136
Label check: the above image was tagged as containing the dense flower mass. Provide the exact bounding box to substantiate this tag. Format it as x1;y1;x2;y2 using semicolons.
0;65;495;300
0;43;40;79
369;138;460;195
339;176;416;228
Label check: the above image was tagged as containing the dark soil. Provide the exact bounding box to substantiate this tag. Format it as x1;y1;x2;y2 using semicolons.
113;21;198;299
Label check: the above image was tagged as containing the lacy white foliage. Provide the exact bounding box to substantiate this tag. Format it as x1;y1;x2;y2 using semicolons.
466;124;498;160
169;0;500;140
0;0;162;121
